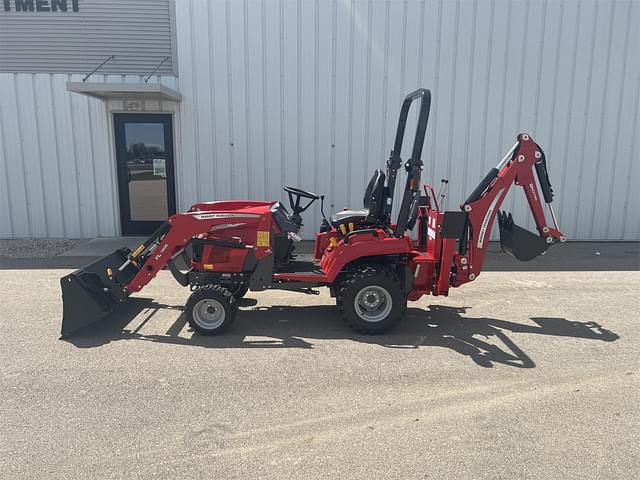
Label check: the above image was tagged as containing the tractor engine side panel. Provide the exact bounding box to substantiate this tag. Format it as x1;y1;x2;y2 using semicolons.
190;216;276;274
192;244;249;273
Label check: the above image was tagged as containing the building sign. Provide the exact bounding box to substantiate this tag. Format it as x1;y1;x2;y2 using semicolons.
0;0;174;75
3;0;79;12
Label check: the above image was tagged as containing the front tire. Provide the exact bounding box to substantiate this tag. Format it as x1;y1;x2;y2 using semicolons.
336;266;406;334
186;285;237;335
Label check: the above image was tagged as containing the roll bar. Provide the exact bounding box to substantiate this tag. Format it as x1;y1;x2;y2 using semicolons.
383;88;432;237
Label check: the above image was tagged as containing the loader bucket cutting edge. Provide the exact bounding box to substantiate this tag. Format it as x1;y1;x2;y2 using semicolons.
498;211;550;262
60;248;134;338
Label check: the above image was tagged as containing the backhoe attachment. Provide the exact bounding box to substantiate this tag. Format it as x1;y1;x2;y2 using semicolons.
454;134;565;284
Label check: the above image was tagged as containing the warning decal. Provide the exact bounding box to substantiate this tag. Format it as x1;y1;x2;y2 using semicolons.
256;231;270;247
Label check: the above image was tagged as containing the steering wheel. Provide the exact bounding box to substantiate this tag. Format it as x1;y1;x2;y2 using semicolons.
283;186;321;221
283;186;320;200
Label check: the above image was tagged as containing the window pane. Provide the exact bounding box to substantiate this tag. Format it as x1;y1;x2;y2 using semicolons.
124;123;168;221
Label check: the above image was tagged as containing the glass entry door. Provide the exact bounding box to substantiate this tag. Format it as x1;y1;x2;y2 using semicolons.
114;113;176;235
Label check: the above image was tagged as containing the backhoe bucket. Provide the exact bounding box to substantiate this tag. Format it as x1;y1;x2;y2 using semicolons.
498;211;550;261
60;248;135;337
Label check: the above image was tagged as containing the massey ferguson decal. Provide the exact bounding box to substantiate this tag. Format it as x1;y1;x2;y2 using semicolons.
192;213;260;220
528;183;538;202
477;188;504;248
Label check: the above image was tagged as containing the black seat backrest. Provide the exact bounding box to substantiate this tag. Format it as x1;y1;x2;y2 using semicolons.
363;169;386;222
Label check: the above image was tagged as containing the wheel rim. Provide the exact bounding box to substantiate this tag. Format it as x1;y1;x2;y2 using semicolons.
192;298;226;330
354;285;393;323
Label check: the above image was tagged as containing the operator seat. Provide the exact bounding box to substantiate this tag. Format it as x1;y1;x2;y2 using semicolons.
331;169;386;228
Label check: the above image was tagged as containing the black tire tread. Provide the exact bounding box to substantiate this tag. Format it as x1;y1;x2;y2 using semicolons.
336;265;406;334
185;284;237;335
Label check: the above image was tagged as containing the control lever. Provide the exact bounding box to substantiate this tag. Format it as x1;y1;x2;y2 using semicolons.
437;178;449;209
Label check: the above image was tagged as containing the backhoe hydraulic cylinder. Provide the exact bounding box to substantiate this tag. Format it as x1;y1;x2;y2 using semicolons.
464;168;499;205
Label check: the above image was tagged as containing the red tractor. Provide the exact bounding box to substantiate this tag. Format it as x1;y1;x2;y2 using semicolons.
61;89;565;337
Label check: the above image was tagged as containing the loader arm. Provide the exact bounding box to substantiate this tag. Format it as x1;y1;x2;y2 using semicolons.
60;206;273;337
441;134;565;289
120;211;273;294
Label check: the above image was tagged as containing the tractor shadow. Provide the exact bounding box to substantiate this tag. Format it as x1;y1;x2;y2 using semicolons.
64;299;619;368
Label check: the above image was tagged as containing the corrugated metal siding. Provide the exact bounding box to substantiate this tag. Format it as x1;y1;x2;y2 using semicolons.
0;73;179;238
0;0;175;75
176;0;639;240
1;0;638;241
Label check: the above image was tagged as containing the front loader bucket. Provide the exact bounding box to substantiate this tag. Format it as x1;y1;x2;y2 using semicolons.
60;248;136;337
498;211;550;261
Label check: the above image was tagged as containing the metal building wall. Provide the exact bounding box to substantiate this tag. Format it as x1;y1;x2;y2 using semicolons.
175;0;639;241
0;73;179;238
1;0;638;240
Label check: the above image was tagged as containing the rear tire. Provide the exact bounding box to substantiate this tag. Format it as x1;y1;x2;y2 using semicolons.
186;285;237;335
336;266;406;334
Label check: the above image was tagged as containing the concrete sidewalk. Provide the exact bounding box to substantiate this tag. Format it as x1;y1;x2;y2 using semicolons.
58;236;147;256
1;239;638;271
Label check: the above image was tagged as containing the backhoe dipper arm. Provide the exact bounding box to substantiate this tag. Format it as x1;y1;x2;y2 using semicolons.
453;134;565;285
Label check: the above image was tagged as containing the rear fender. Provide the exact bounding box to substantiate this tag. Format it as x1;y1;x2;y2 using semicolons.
320;232;412;283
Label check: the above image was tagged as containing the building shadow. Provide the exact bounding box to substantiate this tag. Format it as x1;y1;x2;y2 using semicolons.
63;299;618;368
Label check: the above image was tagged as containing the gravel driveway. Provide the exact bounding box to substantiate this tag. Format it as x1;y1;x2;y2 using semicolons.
0;239;85;259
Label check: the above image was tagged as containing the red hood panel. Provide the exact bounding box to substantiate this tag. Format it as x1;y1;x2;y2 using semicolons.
188;200;275;215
